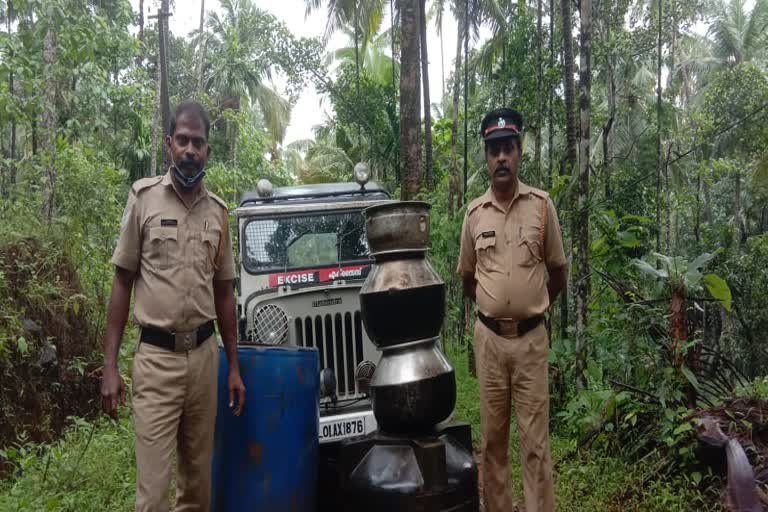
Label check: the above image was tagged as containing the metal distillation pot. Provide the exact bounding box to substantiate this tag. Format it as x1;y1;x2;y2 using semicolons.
360;201;456;433
369;338;456;433
359;258;445;346
364;201;431;257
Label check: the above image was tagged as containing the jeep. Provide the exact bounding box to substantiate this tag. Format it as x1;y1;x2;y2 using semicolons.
234;175;391;446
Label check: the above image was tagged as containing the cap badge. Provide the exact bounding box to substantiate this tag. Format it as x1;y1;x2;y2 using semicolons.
497;117;506;128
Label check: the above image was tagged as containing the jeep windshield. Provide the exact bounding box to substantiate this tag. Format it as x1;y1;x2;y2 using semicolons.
242;210;370;274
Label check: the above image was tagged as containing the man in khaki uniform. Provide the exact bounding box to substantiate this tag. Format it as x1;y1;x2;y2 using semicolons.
100;100;246;512
458;108;567;512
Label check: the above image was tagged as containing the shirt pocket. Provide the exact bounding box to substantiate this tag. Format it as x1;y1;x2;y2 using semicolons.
199;228;222;272
148;226;178;270
518;233;543;267
474;234;499;272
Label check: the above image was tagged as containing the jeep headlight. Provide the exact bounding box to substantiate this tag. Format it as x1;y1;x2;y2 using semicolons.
253;304;288;345
354;162;370;187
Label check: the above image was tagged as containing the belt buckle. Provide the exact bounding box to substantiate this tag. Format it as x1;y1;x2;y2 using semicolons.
497;319;519;337
174;330;196;352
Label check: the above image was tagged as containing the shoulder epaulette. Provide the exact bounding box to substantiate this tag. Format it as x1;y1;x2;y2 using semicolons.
529;187;550;200
130;176;163;195
207;191;229;211
466;196;485;217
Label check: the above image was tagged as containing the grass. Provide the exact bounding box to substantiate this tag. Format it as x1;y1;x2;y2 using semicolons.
445;341;723;512
0;342;721;511
0;416;136;511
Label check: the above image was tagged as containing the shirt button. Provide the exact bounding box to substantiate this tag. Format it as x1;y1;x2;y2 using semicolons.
507;300;511;305
507;272;510;277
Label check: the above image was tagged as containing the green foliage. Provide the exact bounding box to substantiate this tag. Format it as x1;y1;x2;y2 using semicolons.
630;251;732;311
315;63;399;184
717;235;768;376
702;63;768;158
734;376;768;400
0;417;135;511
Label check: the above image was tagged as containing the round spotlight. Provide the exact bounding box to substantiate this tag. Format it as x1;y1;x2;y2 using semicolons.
256;178;273;197
320;368;337;399
253;304;288;345
354;162;370;187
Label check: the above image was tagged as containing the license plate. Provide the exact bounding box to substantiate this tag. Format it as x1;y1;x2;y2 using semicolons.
319;415;366;442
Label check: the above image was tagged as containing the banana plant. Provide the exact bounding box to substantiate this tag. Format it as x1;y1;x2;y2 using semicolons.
631;251;732;404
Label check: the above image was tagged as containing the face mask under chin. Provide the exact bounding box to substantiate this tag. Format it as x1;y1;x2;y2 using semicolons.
171;159;206;189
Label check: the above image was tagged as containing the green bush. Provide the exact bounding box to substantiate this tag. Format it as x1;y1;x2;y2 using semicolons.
0;417;135;512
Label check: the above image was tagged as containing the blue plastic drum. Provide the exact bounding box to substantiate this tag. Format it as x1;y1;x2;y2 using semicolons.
211;345;320;511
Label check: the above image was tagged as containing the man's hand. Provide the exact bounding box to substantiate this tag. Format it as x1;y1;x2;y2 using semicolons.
214;278;245;416
228;369;246;416
101;366;125;419
547;265;568;304
102;267;135;420
462;272;477;302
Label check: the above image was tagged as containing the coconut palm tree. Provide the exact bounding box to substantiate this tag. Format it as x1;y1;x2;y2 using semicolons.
330;27;398;86
251;83;292;163
708;0;768;67
204;0;265;114
676;0;768;97
199;0;295;164
284;135;356;184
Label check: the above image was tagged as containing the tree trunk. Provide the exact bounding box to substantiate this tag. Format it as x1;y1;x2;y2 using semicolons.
138;0;145;42
354;1;361;143
136;0;145;66
196;0;206;92
655;0;662;253
665;151;670;252
735;167;742;244
535;0;543;186
548;0;554;189
419;0;433;188
440;16;445;98
575;0;592;390
603;22;615;199
448;6;464;213
150;58;161;176
6;5;15;189
229;96;241;163
9;72;15;188
32;119;37;155
560;0;576;343
42;27;57;222
695;172;701;244
462;0;469;205
159;0;171;170
399;0;421;200
561;0;577;174
703;177;713;226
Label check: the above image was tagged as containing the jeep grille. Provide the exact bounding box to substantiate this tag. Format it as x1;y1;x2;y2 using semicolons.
294;312;365;398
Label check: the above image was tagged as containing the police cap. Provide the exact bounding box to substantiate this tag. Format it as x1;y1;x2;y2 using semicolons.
480;107;524;141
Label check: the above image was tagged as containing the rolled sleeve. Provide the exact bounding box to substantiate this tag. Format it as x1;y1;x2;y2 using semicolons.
544;197;567;271
111;191;141;272
457;210;476;275
214;212;236;281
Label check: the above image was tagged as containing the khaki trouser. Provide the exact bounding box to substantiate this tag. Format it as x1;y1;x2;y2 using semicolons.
474;320;554;512
132;334;219;512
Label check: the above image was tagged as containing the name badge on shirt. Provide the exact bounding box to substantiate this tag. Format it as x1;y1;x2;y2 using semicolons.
161;219;178;227
481;230;495;238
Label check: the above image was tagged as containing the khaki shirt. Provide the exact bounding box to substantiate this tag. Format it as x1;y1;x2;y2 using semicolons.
111;172;236;332
457;182;567;320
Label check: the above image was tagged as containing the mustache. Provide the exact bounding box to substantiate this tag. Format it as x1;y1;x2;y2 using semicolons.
177;158;202;171
494;165;510;175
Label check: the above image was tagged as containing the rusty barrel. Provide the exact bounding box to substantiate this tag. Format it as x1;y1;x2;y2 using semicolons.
211;345;320;511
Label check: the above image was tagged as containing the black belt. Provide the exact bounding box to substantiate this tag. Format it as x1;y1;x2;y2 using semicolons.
140;320;215;352
477;312;543;338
